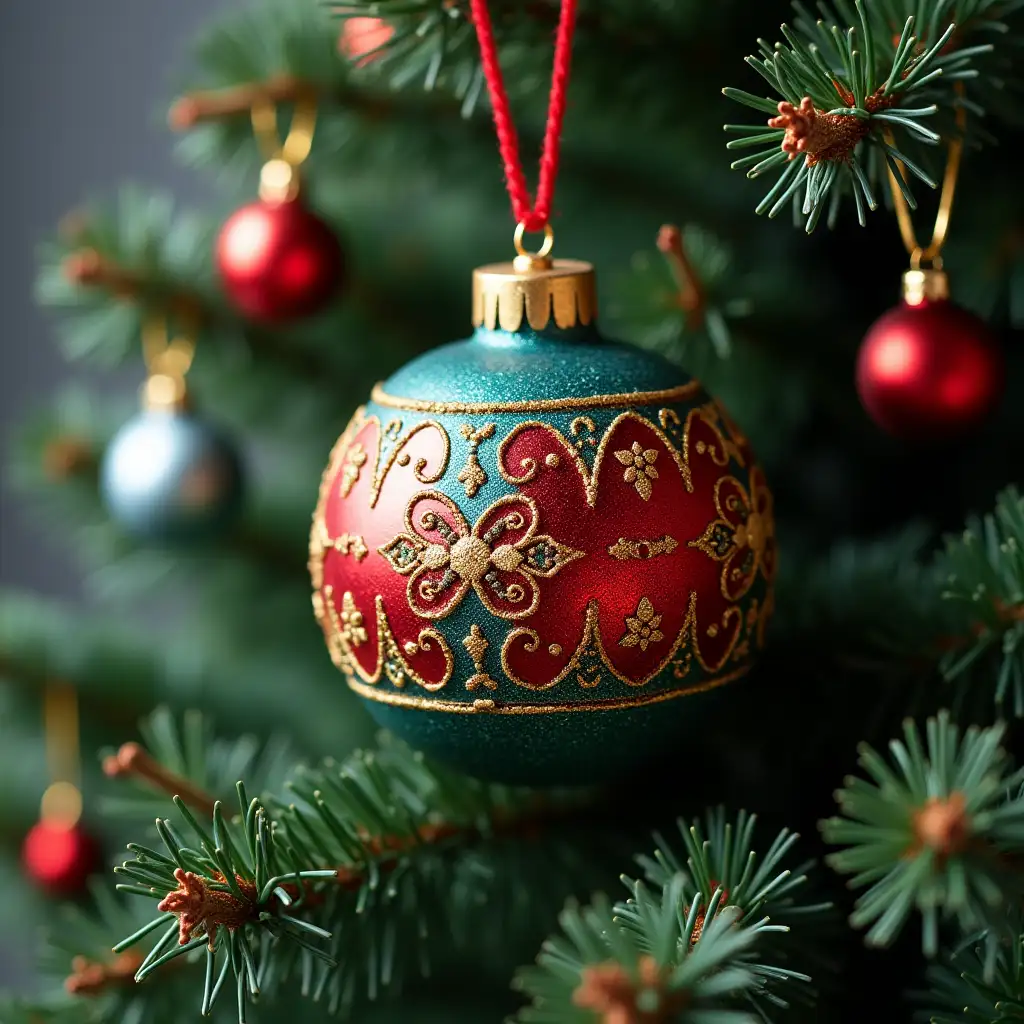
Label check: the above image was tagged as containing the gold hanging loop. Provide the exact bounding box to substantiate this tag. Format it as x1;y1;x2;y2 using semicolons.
512;221;555;272
886;86;966;269
252;87;318;203
40;683;83;827
141;310;197;410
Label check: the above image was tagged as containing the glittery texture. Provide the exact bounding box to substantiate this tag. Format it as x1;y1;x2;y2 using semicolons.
311;320;773;784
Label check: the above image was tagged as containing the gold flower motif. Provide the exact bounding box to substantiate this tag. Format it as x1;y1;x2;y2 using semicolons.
614;441;659;500
339;443;368;498
619;597;664;651
340;591;368;647
379;491;585;621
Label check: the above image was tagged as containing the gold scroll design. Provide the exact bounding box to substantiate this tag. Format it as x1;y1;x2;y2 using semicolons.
497;410;693;509
473;260;596;332
457;422;496;498
659;401;746;471
328;408;451;510
500;591;744;693
688;470;775;603
378;490;585;621
314;588;454;692
309;409;366;592
309;519;368;591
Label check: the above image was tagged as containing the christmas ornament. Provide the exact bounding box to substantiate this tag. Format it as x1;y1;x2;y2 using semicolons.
216;90;344;323
23;685;98;894
309;0;774;785
101;314;243;540
856;268;1002;438
860;96;1001;437
23;820;98;894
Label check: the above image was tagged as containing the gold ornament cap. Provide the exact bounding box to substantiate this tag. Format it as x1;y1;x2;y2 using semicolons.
902;268;950;306
472;223;596;333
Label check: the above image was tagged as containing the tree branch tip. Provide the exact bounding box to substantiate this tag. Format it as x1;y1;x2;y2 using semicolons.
169;75;311;130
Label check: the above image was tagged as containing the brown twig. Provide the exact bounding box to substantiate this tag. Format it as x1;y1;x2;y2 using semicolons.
656;224;705;331
168;75;314;130
103;741;217;817
65;951;143;996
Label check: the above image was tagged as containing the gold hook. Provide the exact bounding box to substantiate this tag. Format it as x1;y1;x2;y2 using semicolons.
513;221;555;272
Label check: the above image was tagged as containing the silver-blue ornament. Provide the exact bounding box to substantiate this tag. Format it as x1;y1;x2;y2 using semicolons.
100;407;243;541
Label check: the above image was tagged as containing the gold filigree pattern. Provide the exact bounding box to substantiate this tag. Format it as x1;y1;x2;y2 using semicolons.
614;442;660;501
338;444;367;498
345;664;749;714
497;410;693;508
619;597;664;651
379;491;585;621
501;594;701;692
331;533;368;561
463;624;499;692
688;471;775;602
457;422;496;498
608;535;678;561
317;592;454;692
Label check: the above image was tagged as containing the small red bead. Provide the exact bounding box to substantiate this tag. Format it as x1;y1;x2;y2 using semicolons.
856;298;1003;438
22;820;99;894
216;199;345;323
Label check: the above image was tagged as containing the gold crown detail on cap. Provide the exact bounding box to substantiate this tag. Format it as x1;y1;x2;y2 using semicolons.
472;258;597;333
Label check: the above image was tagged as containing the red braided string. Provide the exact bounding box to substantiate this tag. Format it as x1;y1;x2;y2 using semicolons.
469;0;578;233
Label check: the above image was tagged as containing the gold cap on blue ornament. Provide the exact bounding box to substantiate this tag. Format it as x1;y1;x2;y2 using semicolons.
472;223;596;332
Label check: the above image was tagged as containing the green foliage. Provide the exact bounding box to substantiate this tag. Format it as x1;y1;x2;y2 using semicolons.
114;789;337;1023
610;225;752;363
724;3;987;230
512;875;805;1023
635;809;827;924
822;712;1024;960
99;706;296;822
937;487;1024;714
923;928;1024;1022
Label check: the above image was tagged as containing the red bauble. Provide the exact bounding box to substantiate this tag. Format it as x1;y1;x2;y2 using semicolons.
216;198;344;323
856;277;1002;438
22;820;99;894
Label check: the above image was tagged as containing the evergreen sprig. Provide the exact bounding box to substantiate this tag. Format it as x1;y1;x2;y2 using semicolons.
113;789;337;1023
610;225;752;364
923;926;1024;1022
724;4;988;230
99;706;296;822
24;879;236;1024
512;875;803;1023
822;712;1024;960
622;809;828;1014
937;487;1024;714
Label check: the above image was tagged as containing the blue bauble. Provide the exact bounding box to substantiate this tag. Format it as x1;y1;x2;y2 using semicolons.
101;407;243;541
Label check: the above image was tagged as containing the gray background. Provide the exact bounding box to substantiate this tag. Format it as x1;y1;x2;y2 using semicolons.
0;0;239;596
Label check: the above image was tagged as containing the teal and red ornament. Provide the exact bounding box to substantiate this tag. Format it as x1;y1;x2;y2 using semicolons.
309;252;775;784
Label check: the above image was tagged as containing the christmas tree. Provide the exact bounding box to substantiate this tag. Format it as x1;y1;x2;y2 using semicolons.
4;0;1024;1021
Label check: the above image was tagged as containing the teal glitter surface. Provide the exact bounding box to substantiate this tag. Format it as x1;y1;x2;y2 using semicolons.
319;320;771;785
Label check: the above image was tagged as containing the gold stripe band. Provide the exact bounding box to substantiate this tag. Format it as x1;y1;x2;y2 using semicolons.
369;381;702;416
346;663;748;715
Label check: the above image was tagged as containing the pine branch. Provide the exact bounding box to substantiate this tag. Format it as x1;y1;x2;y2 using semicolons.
622;808;832;1013
937;487;1024;714
99;707;297;822
723;4;992;231
110;731;596;1020
923;922;1024;1022
512;875;806;1023
821;711;1024;965
609;224;753;366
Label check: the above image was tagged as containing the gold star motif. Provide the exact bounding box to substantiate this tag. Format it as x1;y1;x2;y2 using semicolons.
614;442;659;501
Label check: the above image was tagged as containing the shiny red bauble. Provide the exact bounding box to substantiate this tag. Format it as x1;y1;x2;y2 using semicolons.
856;280;1002;439
216;198;345;323
22;820;99;894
